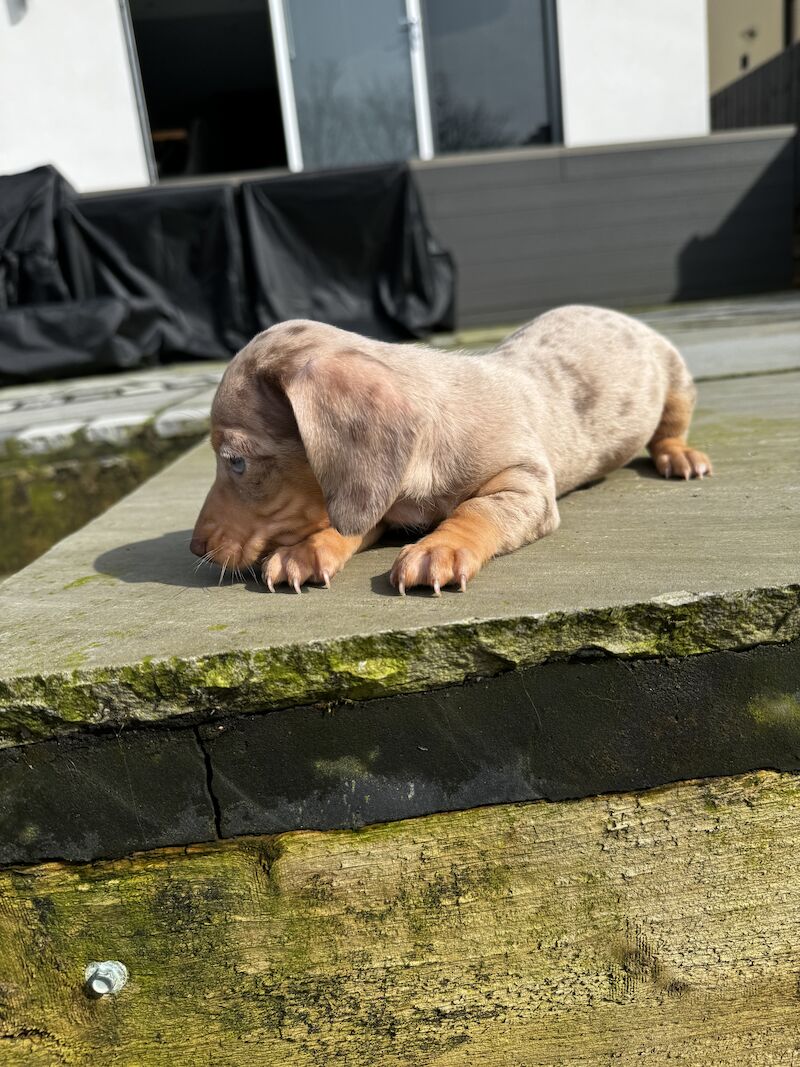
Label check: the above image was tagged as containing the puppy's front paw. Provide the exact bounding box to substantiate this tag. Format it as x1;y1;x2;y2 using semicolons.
390;539;481;596
262;531;349;593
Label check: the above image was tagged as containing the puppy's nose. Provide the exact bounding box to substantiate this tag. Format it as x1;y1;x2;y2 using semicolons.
189;537;207;557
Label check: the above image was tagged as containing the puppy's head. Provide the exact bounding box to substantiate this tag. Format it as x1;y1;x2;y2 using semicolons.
190;321;418;569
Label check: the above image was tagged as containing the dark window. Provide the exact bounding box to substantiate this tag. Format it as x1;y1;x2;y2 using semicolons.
286;0;417;171
422;0;559;152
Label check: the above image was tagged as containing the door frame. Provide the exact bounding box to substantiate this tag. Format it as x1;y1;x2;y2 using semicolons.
118;0;158;184
268;0;305;172
405;0;435;160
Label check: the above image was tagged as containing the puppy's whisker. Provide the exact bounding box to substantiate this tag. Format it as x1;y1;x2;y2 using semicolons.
218;555;230;587
193;550;215;574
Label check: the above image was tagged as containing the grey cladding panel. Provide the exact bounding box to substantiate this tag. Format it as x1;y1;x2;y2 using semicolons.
456;243;789;315
416;132;795;325
424;163;791;221
458;236;789;293
413;154;561;194
428;188;788;250
443;208;789;267
455;281;782;325
560;136;792;180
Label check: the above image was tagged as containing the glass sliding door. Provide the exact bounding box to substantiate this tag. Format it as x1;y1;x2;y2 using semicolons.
282;0;421;170
421;0;559;152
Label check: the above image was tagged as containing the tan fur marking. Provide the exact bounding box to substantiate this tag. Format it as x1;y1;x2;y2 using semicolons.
390;466;558;593
649;389;695;445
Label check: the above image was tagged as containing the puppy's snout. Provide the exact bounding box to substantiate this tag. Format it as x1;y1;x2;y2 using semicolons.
189;537;207;557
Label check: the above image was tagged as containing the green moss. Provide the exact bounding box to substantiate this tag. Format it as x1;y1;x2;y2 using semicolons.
207;624;228;632
62;651;89;669
0;430;202;579
315;751;380;779
0;584;798;748
62;575;115;591
748;693;800;728
326;652;407;686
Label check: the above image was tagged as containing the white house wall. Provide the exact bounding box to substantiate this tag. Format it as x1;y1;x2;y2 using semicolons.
555;0;710;148
0;0;150;192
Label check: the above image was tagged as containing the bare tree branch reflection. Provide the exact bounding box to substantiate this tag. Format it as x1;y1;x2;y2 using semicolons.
296;60;416;170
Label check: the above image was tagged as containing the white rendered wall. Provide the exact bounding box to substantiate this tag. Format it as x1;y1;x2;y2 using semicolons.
0;0;150;191
556;0;710;148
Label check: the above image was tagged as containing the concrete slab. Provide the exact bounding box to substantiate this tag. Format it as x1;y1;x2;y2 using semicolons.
636;291;800;332
0;369;797;748
446;292;800;380
657;324;800;381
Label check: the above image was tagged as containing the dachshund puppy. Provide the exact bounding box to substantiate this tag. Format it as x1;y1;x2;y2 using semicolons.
190;306;711;594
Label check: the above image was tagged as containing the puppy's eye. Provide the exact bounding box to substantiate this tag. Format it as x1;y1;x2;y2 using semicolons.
228;455;246;474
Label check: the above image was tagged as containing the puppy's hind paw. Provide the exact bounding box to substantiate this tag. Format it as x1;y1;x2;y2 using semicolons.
653;445;712;480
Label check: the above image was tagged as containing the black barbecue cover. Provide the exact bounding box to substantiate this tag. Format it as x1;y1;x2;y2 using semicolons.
0;163;454;383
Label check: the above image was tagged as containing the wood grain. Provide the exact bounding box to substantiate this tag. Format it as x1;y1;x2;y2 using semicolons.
2;771;800;1064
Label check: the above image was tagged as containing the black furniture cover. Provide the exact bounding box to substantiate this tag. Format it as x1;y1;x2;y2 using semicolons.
0;163;454;383
241;164;454;341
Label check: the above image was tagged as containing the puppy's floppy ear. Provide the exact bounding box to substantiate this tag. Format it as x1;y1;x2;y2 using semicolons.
282;349;417;536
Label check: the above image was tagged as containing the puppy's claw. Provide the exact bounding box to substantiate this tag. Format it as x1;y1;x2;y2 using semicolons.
322;570;331;589
432;579;441;597
398;580;406;597
459;574;467;593
266;576;275;593
292;578;302;595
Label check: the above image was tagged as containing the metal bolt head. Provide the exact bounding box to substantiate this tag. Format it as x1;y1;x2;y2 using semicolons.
84;960;128;996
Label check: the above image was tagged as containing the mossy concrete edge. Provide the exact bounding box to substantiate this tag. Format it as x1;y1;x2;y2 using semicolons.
1;583;797;749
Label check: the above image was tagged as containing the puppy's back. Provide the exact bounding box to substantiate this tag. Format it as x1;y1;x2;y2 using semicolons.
490;305;690;492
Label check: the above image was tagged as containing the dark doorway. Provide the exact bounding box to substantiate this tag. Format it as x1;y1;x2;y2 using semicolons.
128;0;287;179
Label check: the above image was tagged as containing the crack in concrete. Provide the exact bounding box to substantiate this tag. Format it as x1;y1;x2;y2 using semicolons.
194;726;222;839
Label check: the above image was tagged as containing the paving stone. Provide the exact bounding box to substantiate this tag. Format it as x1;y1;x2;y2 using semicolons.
0;368;797;747
12;420;87;454
0;364;226;457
